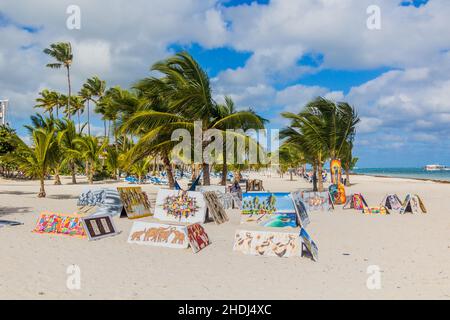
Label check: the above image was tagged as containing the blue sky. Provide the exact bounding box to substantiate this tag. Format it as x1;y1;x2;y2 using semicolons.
0;0;449;168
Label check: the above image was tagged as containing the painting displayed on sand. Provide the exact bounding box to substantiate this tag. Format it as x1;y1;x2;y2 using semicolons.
241;192;298;228
81;214;119;241
117;187;152;219
33;212;87;238
343;193;368;210
297;191;333;213
329;184;346;205
399;194;427;214
154;190;207;224
77;188;123;217
363;206;389;215
299;228;318;261
187;223;211;253
290;192;310;227
233;230;300;258
127;221;189;249
381;194;403;211
330;159;342;185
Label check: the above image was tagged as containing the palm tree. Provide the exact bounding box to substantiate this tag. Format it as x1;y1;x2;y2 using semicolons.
105;146;120;180
35;89;58;117
64;96;84;132
4;128;58;197
215;96;266;185
129;157;152;183
56;118;82;184
83;76;106;136
43;42;73;118
278;143;304;181
341;140;358;186
74;135;108;184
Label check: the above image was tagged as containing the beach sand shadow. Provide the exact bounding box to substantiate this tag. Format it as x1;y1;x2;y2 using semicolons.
0;206;32;217
0;191;36;195
47;194;78;200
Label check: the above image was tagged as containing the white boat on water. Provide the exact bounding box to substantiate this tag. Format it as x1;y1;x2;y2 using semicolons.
424;164;450;171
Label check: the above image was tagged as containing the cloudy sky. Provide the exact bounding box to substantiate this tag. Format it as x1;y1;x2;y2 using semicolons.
0;0;449;167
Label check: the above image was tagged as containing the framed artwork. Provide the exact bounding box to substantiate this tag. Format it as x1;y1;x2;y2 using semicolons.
117;187;152;219
33;212;87;238
77;188;123;217
233;230;300;258
297;191;333;212
154;190;207;224
187;223;211;253
290;192;310;227
81;214;119;241
127;221;189;249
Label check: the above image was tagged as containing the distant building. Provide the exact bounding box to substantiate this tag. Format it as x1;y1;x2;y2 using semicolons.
0;100;7;125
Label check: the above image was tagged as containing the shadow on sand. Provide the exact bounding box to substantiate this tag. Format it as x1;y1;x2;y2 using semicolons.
0;206;32;217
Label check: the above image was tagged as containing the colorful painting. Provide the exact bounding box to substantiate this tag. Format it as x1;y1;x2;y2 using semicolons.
299;228;318;261
187;223;211;253
330;159;342;185
233;230;300;258
329;184;346;205
81;214;119;241
298;191;333;212
77;188;123;217
363;206;389;215
127;221;189;249
154;190;207;224
241;192;297;228
290;192;310;227
343;193;368;210
33;212;87;238
117;187;152;219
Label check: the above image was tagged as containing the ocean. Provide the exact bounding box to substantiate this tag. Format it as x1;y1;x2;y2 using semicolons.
353;167;450;182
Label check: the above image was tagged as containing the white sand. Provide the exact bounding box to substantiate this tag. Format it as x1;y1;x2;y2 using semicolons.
0;174;449;300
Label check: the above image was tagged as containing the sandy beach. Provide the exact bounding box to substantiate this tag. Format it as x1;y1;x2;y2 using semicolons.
0;174;449;300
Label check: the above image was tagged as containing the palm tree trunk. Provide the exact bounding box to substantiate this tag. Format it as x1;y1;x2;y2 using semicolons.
87;100;91;136
54;168;61;185
202;163;211;186
77;110;81;133
318;161;324;192
312;163;318;192
345;164;351;186
67;66;71;120
88;160;94;184
221;148;227;185
38;177;46;198
162;154;175;189
104;119;107;138
71;161;77;184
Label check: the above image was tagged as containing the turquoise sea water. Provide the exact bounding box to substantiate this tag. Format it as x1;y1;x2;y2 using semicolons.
353;167;450;182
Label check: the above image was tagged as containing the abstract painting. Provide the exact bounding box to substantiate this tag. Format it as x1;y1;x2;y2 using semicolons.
81;214;119;241
154;190;207;224
381;194;403;211
117;187;152;219
363;206;389;215
33;212;87;238
127;221;189;249
187;223;211;253
77;188;123;217
233;230;300;258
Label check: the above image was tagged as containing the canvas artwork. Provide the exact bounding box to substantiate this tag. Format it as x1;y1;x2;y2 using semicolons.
400;194;427;214
363;206;389;215
196;185;226;194
233;230;300;258
381;194;403;211
343;193;368;210
154;189;207;224
77;188;123;217
127;221;189;249
299;228;318;261
187;223;211;253
33;212;87;238
81;214;119;241
329;184;346;205
290;192;310;227
117;187;152;219
330;159;342;185
241;192;298;228
298;191;333;212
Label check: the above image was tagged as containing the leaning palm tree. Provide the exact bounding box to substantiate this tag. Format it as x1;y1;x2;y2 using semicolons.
56;118;82;184
74;135;108;184
83;76;106;136
43;42;73;118
79;87;92;136
4;128;58;197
